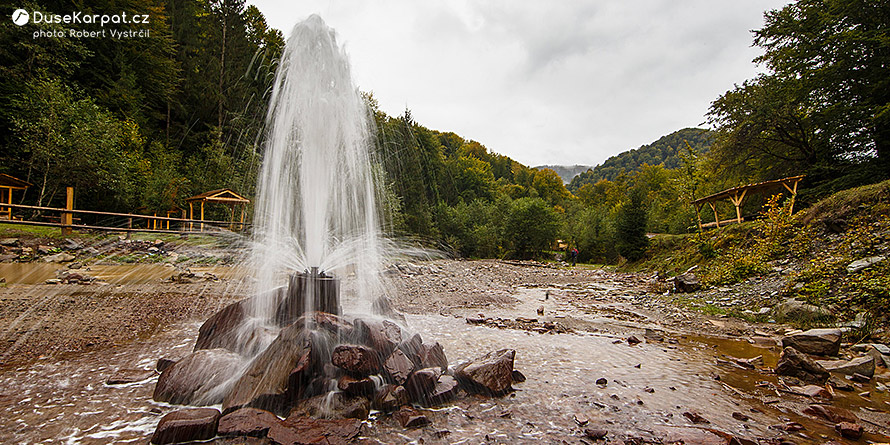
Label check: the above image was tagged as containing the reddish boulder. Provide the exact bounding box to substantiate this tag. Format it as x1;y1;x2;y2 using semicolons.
222;323;314;415
405;367;440;402
217;407;279;437
454;349;516;395
384;349;415;385
267;415;361;445
419;342;448;371
296;392;370;420
337;375;376;396
154;348;243;405
151;408;220;445
355;319;402;357
426;374;459;406
332;344;380;375
372;384;409;412
775;347;830;384
782;328;842;356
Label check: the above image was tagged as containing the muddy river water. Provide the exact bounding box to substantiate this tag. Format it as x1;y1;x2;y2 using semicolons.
0;266;888;444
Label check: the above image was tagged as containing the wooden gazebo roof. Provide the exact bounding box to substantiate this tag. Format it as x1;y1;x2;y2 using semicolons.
692;175;805;206
185;188;250;204
691;175;805;230
0;173;32;189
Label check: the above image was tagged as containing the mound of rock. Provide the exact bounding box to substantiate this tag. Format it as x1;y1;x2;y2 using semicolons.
150;304;524;443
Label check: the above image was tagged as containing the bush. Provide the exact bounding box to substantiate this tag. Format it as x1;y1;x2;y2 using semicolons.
505;197;560;259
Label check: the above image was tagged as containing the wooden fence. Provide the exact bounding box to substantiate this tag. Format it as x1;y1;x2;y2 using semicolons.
0;188;248;236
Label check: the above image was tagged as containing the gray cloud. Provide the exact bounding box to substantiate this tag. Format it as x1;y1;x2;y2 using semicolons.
249;0;788;167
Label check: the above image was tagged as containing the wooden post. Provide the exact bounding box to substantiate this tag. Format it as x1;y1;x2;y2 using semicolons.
240;204;245;231
708;201;720;228
61;187;74;236
200;201;205;231
2;187;10;219
782;179;800;215
189;202;194;231
127;217;132;239
729;189;747;224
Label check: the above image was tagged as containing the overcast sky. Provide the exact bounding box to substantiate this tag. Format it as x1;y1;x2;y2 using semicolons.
247;0;790;167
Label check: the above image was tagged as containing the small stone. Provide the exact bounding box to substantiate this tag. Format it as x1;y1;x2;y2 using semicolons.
732;412;750;421
584;428;607;440
106;368;155;385
511;369;526;383
775;346;830;384
393;406;430;429
802;404;858;424
683;411;709;424
596;377;607;386
835;421;863;439
781;328;841;356
338;375;376;396
405;367;440;402
627;336;641;345
850;372;871;383
156;358;176;373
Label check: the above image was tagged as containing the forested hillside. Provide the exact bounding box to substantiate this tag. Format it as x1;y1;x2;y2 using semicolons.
0;0;283;216
568;128;713;192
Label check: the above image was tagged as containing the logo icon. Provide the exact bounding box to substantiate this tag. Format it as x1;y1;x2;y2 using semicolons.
12;9;29;25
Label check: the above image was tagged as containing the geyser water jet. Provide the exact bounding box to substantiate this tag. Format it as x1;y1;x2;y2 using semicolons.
250;14;384;322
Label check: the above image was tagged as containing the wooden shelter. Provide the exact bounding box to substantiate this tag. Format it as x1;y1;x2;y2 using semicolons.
184;189;250;231
0;174;32;220
691;175;805;230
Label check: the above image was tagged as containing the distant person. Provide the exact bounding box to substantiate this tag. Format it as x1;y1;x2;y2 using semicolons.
571;248;578;267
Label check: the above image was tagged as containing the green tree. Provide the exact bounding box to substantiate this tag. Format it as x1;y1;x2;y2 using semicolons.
615;188;649;261
505;197;560;259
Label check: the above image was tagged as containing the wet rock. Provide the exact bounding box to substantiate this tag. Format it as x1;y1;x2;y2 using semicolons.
596;377;607;386
0;238;19;247
802;404;858;424
150;408;220;445
62;239;82;250
776;347;830;384
426;374;459;406
674;273;701;293
193;298;249;353
732;412;750;421
297;392;370;420
354;319;402;357
816;356;875;377
454;349;515;395
156;358;177;373
584;428;608;440
43;252;75;262
107;368;156;385
37;245;54;254
222;323;313;415
217;407;279;437
372;384;408;412
397;333;424;366
626;335;641;345
835;421;863;439
511;369;526;383
332;344;381;375
267;416;361;445
782;328;841;356
828;375;854;391
337;375;376;396
383;349;415;385
405;367;440;402
797;385;832;399
846;255;885;273
683;411;710;424
419;341;448;371
850;372;871;383
644;328;664;342
154;348;243;405
393;406;430;428
749;336;779;347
